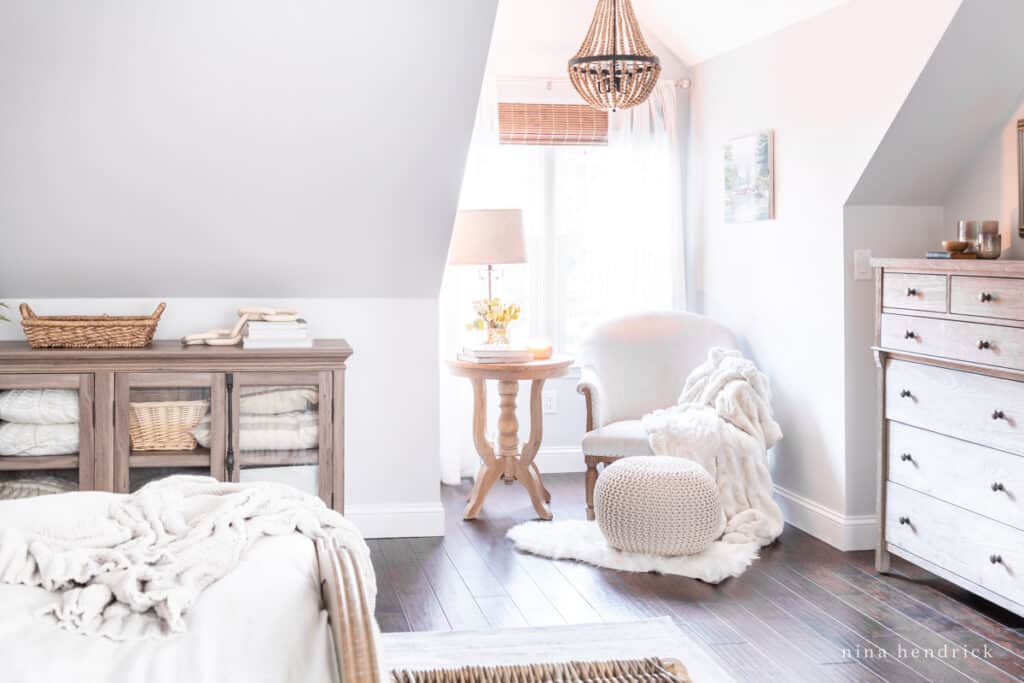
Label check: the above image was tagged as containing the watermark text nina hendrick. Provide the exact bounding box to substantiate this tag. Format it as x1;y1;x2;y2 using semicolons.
843;643;993;661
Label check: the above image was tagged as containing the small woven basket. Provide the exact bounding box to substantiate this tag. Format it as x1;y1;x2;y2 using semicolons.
128;400;209;451
20;302;166;349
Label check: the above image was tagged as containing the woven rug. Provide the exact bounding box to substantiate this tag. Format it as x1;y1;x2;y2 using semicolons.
507;520;758;583
379;617;735;683
392;657;690;683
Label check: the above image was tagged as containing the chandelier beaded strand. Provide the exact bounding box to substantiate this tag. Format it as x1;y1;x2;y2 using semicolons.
568;0;661;112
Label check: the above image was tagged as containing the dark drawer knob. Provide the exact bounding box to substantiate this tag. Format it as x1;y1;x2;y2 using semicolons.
899;389;912;398
992;482;1005;492
899;516;910;525
978;340;992;350
980;292;994;302
991;554;1003;565
900;453;913;462
993;410;1006;420
906;287;918;296
904;330;916;340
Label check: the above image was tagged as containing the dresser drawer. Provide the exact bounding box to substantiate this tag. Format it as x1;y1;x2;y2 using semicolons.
888;422;1024;530
885;359;1024;455
886;482;1024;608
882;273;947;312
951;276;1024;320
881;313;1024;370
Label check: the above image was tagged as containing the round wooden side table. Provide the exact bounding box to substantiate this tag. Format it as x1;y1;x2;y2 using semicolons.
447;356;573;521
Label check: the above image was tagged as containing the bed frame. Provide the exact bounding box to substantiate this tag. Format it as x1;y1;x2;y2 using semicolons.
316;537;381;683
315;539;693;683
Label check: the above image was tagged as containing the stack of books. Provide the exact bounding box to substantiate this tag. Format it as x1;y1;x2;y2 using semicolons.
243;319;312;349
925;251;977;260
458;344;533;364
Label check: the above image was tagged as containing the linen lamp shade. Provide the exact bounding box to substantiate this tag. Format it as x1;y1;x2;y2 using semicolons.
448;210;526;266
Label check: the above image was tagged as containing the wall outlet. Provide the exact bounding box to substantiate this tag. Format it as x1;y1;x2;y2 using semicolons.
853;249;873;281
542;391;558;414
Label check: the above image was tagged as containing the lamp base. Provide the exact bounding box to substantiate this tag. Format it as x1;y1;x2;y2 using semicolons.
479;264;505;301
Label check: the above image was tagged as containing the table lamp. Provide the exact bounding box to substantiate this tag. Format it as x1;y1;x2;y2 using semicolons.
448;209;526;299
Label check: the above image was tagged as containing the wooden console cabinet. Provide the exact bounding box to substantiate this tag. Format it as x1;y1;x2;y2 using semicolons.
0;340;351;512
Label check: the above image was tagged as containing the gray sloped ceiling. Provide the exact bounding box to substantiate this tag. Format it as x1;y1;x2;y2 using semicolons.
0;0;498;297
847;0;1024;206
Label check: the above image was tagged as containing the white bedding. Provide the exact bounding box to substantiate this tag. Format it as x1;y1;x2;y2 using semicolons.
0;492;342;683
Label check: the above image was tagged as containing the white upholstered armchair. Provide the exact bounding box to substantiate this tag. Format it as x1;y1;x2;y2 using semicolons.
577;311;737;519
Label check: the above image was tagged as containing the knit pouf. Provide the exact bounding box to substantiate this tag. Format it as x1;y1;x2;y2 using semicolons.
595;456;725;556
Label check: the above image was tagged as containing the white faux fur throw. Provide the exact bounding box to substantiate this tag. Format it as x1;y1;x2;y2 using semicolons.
507;520;757;583
0;475;372;640
643;347;784;546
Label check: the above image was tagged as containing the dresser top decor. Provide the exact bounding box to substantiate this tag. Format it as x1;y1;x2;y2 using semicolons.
19;302;166;349
872;258;1024;618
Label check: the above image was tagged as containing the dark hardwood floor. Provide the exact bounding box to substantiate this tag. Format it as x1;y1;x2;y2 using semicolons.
372;473;1024;682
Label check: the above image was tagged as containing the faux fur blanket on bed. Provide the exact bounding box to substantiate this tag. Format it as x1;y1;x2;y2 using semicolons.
0;475;372;640
643;347;784;546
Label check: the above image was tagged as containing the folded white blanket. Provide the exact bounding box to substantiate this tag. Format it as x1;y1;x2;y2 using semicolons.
0;475;373;641
643;348;784;546
0;389;79;424
0;422;79;456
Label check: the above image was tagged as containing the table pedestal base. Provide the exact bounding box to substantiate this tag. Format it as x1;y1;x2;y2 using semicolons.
463;378;552;521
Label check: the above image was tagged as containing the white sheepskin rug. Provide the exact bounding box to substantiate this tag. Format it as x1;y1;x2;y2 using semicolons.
507;520;758;584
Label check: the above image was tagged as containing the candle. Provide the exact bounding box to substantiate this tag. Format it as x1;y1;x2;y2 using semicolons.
528;340;553;360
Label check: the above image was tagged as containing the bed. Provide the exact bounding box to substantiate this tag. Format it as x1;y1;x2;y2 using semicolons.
0;490;380;683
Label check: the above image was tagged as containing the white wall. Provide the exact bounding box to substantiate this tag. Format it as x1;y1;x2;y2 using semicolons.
842;206;946;523
0;298;442;539
688;0;959;549
944;97;1024;260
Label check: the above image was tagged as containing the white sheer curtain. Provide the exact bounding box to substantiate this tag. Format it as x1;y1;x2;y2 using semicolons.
439;79;685;485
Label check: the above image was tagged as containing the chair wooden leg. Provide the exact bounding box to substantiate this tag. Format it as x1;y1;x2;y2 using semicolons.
585;459;599;521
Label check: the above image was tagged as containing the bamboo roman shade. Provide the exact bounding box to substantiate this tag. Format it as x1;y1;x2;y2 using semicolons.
498;103;609;146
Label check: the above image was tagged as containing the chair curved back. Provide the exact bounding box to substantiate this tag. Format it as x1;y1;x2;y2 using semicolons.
579;311;737;425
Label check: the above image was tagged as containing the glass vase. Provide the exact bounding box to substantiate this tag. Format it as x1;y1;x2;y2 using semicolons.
485;325;510;346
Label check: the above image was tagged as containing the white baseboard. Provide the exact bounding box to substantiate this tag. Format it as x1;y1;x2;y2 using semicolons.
345;501;445;539
535;446;585;474
773;485;877;551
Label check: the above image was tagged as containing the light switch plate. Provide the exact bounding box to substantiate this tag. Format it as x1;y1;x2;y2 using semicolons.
853;249;872;281
542;391;557;414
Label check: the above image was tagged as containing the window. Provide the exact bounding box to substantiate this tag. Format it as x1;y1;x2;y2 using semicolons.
439;80;685;484
444;81;683;355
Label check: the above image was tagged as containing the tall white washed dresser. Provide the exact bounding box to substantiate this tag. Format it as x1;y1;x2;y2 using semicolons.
873;258;1024;616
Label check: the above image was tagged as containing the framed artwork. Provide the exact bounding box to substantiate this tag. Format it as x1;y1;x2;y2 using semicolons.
1017;119;1024;237
724;130;774;223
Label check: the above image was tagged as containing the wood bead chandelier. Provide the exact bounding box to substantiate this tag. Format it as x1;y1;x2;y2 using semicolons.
568;0;661;112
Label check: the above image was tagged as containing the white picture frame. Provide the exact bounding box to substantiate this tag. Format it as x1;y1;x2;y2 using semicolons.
724;130;775;223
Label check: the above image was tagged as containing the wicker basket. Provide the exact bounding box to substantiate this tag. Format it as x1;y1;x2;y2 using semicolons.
128;400;209;451
20;302;166;349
